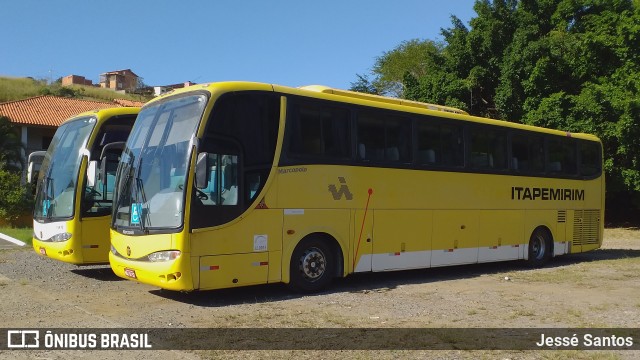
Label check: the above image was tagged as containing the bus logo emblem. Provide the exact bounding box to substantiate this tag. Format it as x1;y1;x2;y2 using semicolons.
328;177;353;200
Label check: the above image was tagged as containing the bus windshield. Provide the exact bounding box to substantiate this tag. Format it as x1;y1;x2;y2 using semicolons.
112;94;206;232
33;117;96;220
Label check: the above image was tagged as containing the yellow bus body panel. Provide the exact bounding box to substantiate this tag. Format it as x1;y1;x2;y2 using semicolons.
78;215;113;263
191;209;283;290
275;164;603;275
33;219;83;264
110;230;193;291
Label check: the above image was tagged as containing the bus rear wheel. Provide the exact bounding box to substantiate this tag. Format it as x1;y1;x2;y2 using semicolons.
527;228;552;267
289;237;334;293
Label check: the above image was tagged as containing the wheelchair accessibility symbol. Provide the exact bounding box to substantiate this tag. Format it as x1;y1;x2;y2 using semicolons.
130;203;142;225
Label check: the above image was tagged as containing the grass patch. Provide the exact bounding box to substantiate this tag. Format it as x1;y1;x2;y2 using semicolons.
508;257;640;288
0;76;150;103
0;227;33;246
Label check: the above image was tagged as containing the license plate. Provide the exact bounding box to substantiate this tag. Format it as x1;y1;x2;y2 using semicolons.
39;247;46;256
124;268;137;279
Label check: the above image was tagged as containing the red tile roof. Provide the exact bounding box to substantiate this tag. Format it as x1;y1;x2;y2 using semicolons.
113;98;146;107
0;95;138;127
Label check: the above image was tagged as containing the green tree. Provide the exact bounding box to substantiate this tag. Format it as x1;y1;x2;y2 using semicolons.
358;0;640;218
349;74;380;94
0;116;25;171
403;1;520;117
504;0;640;211
353;39;444;97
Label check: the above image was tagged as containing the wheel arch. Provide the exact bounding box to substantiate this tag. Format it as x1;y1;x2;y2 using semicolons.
282;231;345;285
525;224;555;260
525;225;554;266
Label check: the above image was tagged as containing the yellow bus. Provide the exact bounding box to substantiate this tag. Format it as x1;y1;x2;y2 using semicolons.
109;82;603;292
33;107;139;265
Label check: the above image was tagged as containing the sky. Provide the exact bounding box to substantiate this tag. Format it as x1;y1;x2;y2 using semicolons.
1;1;477;91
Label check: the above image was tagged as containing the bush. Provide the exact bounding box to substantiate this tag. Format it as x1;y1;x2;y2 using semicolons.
0;167;33;226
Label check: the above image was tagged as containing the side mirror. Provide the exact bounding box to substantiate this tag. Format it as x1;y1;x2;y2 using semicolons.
27;151;46;184
87;160;98;187
99;157;108;183
27;162;35;184
195;152;208;189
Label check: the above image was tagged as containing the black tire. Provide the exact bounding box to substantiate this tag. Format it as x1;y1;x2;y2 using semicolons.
526;227;552;267
289;237;334;293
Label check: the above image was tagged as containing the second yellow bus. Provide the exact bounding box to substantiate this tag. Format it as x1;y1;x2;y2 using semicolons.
33;107;139;265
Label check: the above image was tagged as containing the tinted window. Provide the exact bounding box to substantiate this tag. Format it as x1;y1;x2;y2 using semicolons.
511;134;545;173
191;92;280;229
470;127;507;170
288;101;350;159
357;111;412;163
579;141;601;177
417;121;464;167
548;138;577;175
84;115;136;217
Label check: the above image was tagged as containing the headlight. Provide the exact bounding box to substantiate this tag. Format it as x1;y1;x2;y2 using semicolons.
48;232;72;242
147;250;181;262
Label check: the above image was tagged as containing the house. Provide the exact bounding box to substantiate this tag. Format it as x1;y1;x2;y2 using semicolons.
0;95;144;168
62;74;93;87
153;81;196;97
99;69;139;92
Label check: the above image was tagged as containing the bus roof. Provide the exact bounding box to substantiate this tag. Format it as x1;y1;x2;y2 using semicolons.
147;81;601;143
299;85;469;115
61;107;140;127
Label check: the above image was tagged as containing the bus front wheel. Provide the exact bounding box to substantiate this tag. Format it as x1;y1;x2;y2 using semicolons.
527;228;552;267
289;237;334;293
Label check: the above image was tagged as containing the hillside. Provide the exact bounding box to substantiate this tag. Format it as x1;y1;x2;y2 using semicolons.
0;76;152;104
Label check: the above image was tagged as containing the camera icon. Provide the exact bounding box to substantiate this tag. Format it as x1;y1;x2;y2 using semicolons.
7;330;40;349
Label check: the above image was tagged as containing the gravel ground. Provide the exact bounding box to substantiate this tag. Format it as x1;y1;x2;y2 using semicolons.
0;228;639;360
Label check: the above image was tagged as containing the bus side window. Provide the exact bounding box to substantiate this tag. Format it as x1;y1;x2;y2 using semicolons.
417;123;439;165
470;128;507;170
511;134;544;173
357;112;412;163
579;141;601;177
288;101;351;160
221;159;238;205
198;154;238;206
357;115;385;162
441;124;464;167
548;138;577;175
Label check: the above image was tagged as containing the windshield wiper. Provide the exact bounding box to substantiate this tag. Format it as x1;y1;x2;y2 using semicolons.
113;150;137;230
131;152;154;232
135;176;151;231
44;177;55;219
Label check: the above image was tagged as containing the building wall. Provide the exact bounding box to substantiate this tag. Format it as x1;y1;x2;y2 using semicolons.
24;126;56;155
100;70;138;91
62;75;92;86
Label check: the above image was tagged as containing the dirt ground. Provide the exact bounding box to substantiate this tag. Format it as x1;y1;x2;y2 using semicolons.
0;228;638;360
